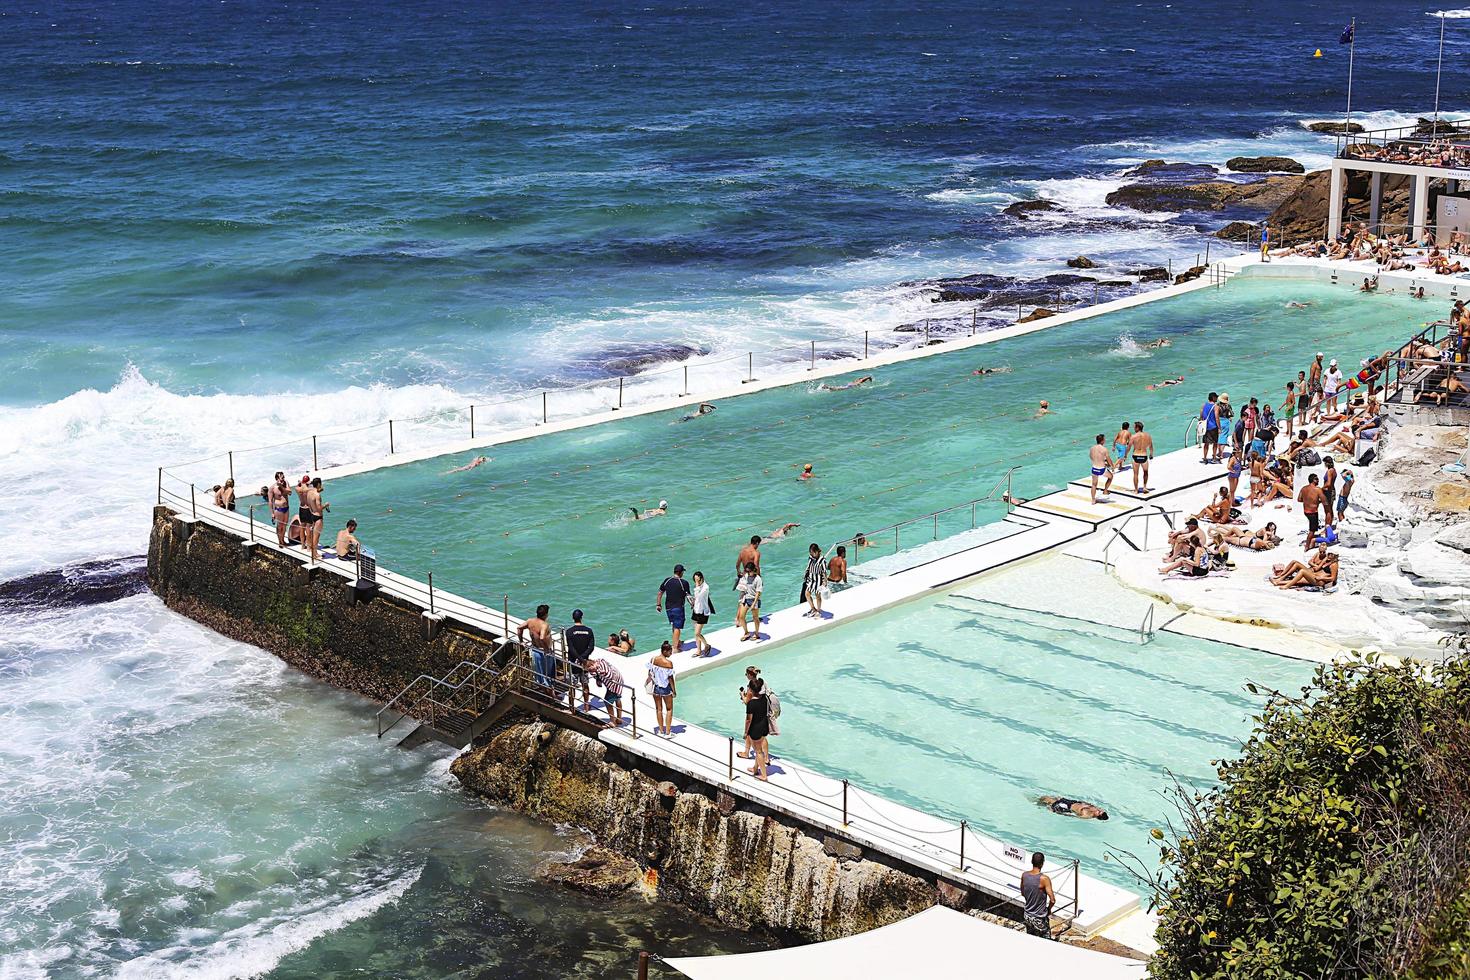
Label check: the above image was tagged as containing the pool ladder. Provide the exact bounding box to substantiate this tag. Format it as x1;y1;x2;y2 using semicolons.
1140;603;1155;644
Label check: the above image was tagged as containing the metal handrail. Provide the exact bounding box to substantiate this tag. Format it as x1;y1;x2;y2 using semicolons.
1101;506;1181;569
1140;603;1155;644
832;466;1021;564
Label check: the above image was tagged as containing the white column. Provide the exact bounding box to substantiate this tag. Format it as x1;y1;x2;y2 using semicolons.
1327;163;1345;242
1412;173;1431;242
1368;172;1383;234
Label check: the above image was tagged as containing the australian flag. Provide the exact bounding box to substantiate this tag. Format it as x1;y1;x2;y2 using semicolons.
1339;22;1354;44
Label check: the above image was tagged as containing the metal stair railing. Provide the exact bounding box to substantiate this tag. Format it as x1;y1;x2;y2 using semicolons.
1101;506;1182;570
376;646;521;738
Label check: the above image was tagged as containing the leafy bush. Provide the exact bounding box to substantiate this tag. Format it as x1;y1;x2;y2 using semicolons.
1139;656;1470;979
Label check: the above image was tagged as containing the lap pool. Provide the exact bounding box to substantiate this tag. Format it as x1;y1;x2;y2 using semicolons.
316;278;1426;640
674;593;1314;894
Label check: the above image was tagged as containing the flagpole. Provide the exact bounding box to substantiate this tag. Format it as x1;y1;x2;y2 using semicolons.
1345;17;1356;134
1434;12;1446;132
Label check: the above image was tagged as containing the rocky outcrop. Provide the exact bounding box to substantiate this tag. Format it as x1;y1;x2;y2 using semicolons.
451;721;940;940
1123;160;1217;180
1263;168;1413;244
1173;265;1207;284
1127;267;1170;282
1214;220;1260;241
1018;308;1058;323
1002;199;1061;219
1308;121;1364;134
1066;255;1096;269
536;846;643;896
1226;155;1305;174
1105;174;1304;213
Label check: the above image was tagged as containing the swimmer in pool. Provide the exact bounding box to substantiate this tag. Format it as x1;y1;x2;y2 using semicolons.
1037;795;1109;820
1033;400;1053;418
676;402;717;422
971;366;1010;376
445;455;489;474
1285;301;1313;310
630;499;669;521
799;463;815;481
1141;338;1172;350
821;376;873;391
1145;376;1185;390
767;522;801;539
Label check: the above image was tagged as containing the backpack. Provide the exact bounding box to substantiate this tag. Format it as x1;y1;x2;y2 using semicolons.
1295;448;1322;467
766;688;781;720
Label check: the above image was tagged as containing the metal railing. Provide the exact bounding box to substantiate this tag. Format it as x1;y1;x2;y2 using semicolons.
830;466;1021;567
1101;506;1181;569
1140;603;1155;644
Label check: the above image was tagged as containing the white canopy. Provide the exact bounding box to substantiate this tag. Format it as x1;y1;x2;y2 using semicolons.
663;906;1147;979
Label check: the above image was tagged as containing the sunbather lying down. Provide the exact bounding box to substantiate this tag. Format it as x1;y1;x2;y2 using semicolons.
1272;546;1339;590
1216;523;1280;551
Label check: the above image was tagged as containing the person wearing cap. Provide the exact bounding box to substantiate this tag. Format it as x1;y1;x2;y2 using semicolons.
1322;357;1343;415
656;563;692;653
629;498;669;520
1307;353;1324;421
563;609;597;711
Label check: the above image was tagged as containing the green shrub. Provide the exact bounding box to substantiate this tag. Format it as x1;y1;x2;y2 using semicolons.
1142;656;1470;979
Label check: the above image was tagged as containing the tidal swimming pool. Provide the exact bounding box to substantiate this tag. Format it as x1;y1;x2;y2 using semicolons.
320;277;1427;640
674;592;1315;893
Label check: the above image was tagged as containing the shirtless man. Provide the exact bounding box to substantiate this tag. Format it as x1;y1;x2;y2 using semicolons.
1037;796;1109;820
677;402;716;422
1087;434;1113;504
334;519;360;559
267;472;292;547
767;522;801;540
296;478;317;560
827;545;848;586
303;477;329;562
445;455;489;474
821;376;873;391
1307;353;1324;421
1033;399;1053;419
1298;474;1326;551
735;535;762;589
1111;421;1132;472
799;464;815;481
1128;421;1154;493
630;499;668;521
516;603;556;689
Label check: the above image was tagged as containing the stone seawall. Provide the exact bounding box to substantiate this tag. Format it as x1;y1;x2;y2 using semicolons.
146;505;502;703
452;720;945;941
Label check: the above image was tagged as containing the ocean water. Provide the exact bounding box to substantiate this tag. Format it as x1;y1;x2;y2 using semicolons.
2;1;1465;975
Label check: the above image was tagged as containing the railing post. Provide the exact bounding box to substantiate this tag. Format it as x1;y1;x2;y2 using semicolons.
809;340;816;371
933;512;938;540
747;351;754;383
188;483;197;519
864;330;869;359
972;500;977;528
842;779;849;825
228;450;234;486
682;364;689;396
312;435;318;471
894;526;899;553
248;504;255;541
959;819;967;871
157;467;162;505
1073;858;1080;918
470;404;476;439
428;571;435;614
631;693;638;738
971;308;977;335
503;594;510;639
637;951;650;980
389;419;395;454
543;391;548;424
924;319;930;345
617;376;624;410
728;736;734;782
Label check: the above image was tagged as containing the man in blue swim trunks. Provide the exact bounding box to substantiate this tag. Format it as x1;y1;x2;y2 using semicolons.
1088;434;1114;504
656;563;692;654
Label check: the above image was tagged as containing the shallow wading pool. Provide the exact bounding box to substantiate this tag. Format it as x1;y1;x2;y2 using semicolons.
674;592;1315;894
320;278;1428;641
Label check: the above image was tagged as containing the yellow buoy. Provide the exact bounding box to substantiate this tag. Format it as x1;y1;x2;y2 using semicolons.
1313;48;1323;58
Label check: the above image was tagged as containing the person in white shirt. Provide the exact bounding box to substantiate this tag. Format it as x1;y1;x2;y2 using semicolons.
1322;358;1344;415
690;570;714;656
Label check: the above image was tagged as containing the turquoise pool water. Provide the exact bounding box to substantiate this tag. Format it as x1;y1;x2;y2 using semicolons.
314;279;1428;640
675;594;1314;893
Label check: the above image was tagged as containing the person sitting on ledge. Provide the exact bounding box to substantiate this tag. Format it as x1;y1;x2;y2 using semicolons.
1193;487;1234;524
334;519;360;559
1037;796;1109;820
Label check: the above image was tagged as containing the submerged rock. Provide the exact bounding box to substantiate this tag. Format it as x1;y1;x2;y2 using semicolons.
1226;155;1305;174
0;555;148;613
1066;255;1096;269
1127;267;1170;282
536;846;642;897
1307;121;1365;134
1018;308;1058;323
1122;160;1216;180
1001;199;1061;219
